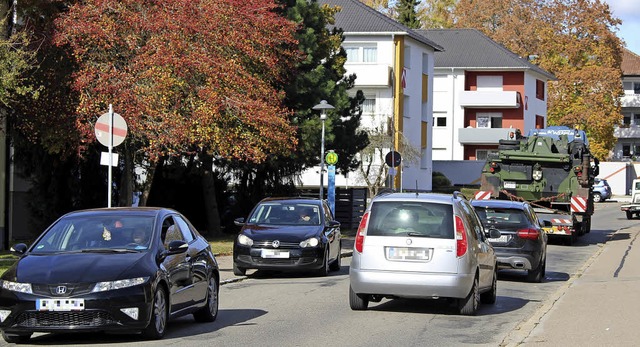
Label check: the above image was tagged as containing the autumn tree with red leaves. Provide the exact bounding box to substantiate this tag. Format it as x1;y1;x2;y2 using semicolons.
53;0;302;205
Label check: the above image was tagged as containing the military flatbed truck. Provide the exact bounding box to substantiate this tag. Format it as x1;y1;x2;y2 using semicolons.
478;126;598;245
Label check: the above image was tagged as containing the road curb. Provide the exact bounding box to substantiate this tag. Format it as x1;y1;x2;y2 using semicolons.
499;229;620;347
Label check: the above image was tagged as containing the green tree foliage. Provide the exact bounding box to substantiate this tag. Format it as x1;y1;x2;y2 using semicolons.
453;0;623;160
395;0;421;29
416;0;456;28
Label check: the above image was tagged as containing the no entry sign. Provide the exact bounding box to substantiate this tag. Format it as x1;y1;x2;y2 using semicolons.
95;112;127;147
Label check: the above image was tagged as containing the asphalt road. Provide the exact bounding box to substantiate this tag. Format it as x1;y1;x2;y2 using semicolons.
3;200;631;346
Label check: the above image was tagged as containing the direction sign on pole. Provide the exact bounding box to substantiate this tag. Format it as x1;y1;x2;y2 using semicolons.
95;112;127;147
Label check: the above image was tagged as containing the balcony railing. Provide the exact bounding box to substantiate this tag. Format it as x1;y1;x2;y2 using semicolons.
614;125;640;139
344;64;392;87
459;90;521;108
621;94;640;108
458;127;519;144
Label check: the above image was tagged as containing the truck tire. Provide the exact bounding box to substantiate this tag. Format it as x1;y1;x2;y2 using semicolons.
498;145;519;150
498;139;520;145
626;211;633;220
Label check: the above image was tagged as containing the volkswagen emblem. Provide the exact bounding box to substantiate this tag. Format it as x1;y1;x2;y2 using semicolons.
272;240;280;248
56;286;67;295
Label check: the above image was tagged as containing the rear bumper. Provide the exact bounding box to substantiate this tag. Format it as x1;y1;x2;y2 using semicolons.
349;268;473;299
495;249;541;270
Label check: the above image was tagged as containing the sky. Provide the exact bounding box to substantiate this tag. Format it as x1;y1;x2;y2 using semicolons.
602;0;640;54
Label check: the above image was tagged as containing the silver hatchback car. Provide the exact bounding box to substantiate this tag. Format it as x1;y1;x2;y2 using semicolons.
349;192;500;315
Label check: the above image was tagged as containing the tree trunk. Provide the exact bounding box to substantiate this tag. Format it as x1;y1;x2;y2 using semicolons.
201;153;221;237
118;144;133;207
138;159;158;207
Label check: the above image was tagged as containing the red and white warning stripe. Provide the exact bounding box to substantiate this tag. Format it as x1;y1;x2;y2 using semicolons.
474;191;492;200
571;196;587;213
551;218;572;225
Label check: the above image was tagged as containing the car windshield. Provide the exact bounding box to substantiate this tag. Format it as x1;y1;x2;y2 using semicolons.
247;202;321;226
475;208;528;228
30;214;155;254
367;201;454;238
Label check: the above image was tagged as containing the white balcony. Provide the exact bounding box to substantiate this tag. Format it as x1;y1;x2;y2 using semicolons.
621;94;640;108
458;127;519;144
344;64;392;87
614;125;640;139
459;90;521;108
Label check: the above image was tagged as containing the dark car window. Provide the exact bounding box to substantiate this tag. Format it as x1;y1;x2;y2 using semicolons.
368;201;454;238
31;215;155;253
459;200;481;241
162;217;185;247
476;207;528;229
174;215;195;243
248;202;322;226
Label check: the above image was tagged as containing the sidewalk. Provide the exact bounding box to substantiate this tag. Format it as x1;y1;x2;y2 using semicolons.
216;237;354;285
503;224;640;346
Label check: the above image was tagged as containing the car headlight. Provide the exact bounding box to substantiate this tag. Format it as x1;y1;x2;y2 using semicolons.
1;280;32;294
237;234;254;246
300;237;319;248
92;277;149;293
533;169;543;181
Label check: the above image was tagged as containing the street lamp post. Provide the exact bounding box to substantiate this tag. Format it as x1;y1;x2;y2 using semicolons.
312;100;334;200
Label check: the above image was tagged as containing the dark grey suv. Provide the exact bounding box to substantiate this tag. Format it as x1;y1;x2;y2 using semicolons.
471;200;547;283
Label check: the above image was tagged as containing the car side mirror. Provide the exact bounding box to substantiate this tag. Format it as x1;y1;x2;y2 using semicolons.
327;220;341;228
10;243;28;256
167;240;188;255
234;217;246;226
486;228;501;239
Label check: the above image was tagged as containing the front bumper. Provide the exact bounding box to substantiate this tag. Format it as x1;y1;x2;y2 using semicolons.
234;245;326;271
0;284;152;334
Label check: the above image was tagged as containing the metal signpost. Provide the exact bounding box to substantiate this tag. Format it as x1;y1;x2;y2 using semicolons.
95;104;127;208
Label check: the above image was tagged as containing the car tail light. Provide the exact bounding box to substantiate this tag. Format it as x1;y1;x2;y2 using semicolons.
455;216;467;257
355;212;369;253
517;228;540;240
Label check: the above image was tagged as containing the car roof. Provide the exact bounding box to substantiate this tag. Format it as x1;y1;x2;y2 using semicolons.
470;199;528;210
59;207;176;219
371;192;460;204
257;197;323;204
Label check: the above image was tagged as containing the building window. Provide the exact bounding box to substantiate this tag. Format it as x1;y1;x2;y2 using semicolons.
476;112;502;128
404;46;411;68
433;116;447;127
345;44;377;63
623;81;640;95
623;113;640;126
476;150;499;161
362;97;376;115
536;80;545;100
477;76;503;91
636;82;640;95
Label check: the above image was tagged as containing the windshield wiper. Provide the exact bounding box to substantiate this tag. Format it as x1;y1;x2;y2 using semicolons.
79;248;138;253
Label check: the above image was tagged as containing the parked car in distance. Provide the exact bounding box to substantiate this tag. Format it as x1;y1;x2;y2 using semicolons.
349;191;500;315
233;197;341;276
0;208;219;343
471;200;547;283
592;178;612;203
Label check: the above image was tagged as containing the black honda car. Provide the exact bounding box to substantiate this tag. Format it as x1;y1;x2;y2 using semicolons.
471;200;548;283
233;197;341;276
0;207;219;343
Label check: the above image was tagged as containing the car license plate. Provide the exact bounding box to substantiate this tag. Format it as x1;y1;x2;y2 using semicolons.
504;181;516;189
386;247;430;261
36;298;85;311
261;249;290;259
489;235;510;243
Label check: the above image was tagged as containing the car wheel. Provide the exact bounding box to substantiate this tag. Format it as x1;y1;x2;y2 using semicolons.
2;331;31;343
233;262;246;276
626;211;633;220
315;248;329;277
329;241;341;272
592;193;601;203
349;285;369;310
480;269;497;304
459;276;479;315
193;274;219;322
143;286;168;340
527;256;545;283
